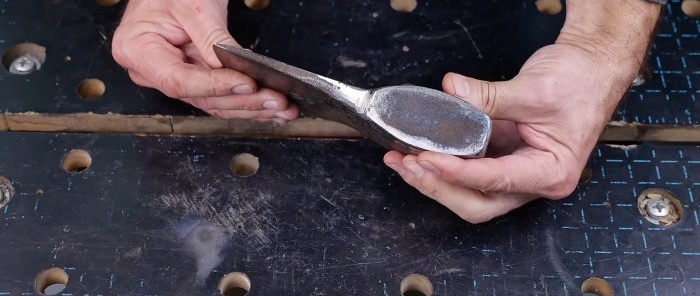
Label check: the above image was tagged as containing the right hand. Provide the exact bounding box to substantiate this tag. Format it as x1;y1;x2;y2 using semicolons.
112;0;299;122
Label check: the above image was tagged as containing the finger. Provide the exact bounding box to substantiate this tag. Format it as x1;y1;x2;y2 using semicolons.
173;1;239;68
185;99;299;121
416;149;577;198
204;108;295;120
181;43;210;67
128;34;256;98
200;104;299;120
385;152;537;223
442;72;520;120
486;120;521;157
183;88;290;112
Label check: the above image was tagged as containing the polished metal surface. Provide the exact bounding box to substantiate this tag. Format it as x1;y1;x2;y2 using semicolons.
214;44;491;158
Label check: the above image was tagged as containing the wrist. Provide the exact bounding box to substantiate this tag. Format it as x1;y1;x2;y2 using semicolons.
556;0;661;82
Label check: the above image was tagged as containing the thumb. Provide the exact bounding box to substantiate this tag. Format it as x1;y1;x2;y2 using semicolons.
442;72;517;120
175;2;240;68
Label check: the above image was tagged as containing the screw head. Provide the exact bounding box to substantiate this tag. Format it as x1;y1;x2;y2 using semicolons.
646;199;670;218
9;54;40;74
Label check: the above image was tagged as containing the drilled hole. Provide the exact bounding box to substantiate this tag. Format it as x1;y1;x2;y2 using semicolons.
2;42;46;75
682;0;700;18
229;153;259;177
62;149;92;173
0;176;15;209
96;0;121;6
581;277;612;296
218;272;251;296
578;167;592;184
77;78;106;100
35;267;69;296
535;0;562;15
637;188;683;226
400;274;433;296
244;0;270;10
390;0;418;12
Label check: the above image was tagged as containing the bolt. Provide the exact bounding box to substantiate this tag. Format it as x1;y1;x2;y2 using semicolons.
646;199;670;218
9;54;40;75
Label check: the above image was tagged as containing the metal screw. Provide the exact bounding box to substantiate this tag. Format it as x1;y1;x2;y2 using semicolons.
646;199;670;218
9;54;40;75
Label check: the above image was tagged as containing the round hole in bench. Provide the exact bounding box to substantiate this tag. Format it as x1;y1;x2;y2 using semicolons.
229;153;259;177
62;149;92;173
391;0;418;12
400;274;433;296
218;272;251;296
35;267;69;296
77;78;106;100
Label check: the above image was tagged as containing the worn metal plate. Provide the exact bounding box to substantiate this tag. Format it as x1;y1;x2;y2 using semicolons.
0;133;698;295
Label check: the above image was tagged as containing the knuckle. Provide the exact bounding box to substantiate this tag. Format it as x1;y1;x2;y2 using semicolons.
456;206;496;224
484;175;515;194
206;109;224;118
127;72;146;87
531;76;560;107
478;81;498;115
238;100;265;111
204;28;231;47
543;168;578;199
549;174;579;199
457;208;493;224
198;97;218;110
111;28;130;66
158;76;187;98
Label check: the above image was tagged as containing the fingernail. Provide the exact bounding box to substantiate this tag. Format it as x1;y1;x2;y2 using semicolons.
405;162;424;178
232;85;254;95
418;161;440;176
263;100;281;110
272;118;287;124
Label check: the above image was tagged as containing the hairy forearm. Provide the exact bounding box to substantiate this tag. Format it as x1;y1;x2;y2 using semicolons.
557;0;661;81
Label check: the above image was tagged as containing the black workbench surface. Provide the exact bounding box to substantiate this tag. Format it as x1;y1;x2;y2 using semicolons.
0;0;699;295
1;134;700;295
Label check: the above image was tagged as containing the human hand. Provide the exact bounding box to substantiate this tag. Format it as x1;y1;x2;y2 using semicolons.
111;0;298;121
384;0;661;223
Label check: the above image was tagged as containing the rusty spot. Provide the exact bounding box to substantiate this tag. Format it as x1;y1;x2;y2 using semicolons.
0;176;15;209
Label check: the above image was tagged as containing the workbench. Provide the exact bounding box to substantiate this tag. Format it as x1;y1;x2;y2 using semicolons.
0;1;698;295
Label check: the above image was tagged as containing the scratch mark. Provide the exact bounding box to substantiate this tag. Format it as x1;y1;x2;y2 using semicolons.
337;56;368;68
454;20;483;59
545;228;577;291
155;158;280;247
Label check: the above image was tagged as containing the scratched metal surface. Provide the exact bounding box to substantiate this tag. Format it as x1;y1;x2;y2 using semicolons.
0;132;698;295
